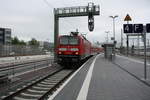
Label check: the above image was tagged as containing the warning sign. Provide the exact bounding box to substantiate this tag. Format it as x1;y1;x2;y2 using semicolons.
124;14;132;21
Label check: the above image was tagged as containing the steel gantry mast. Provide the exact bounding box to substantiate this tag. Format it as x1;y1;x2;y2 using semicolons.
54;3;100;61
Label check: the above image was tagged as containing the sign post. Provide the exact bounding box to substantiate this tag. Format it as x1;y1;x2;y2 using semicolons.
124;14;132;56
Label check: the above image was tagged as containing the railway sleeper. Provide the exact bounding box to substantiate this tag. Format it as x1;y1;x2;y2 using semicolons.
23;90;45;95
32;86;51;90
42;82;57;86
13;95;38;100
27;89;47;94
41;81;58;85
45;79;61;82
27;87;49;93
47;77;62;80
43;80;59;83
36;83;54;87
21;92;42;97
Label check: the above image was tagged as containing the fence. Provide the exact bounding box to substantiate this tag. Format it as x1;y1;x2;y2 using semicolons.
0;45;53;57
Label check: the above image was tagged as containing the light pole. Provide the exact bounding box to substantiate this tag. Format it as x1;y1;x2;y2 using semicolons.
109;15;118;56
109;15;118;43
105;31;109;43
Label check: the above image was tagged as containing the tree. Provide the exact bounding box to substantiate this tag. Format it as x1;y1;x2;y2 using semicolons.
19;40;26;45
11;36;27;45
28;38;39;46
11;36;20;45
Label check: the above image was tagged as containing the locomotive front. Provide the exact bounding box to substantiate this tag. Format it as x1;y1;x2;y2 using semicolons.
57;35;81;63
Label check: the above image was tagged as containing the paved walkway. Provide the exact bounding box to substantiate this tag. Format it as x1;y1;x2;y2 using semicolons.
114;55;150;84
49;54;150;100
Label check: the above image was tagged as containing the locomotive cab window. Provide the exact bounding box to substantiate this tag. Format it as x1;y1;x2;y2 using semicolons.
60;36;68;45
69;37;78;45
60;36;79;45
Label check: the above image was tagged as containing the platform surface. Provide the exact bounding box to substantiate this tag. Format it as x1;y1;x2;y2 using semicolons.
49;54;150;100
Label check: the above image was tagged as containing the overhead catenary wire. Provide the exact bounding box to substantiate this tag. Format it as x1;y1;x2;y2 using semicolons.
42;0;55;8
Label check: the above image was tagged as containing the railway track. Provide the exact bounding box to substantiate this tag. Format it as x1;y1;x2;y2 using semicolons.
0;58;52;69
1;69;73;100
0;58;52;78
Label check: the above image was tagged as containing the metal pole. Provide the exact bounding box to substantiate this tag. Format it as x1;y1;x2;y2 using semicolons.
121;29;123;47
105;31;109;43
126;21;129;56
143;26;147;80
54;13;59;62
120;29;123;54
127;35;129;56
113;18;116;57
109;15;118;56
138;35;140;56
113;18;115;42
148;39;149;48
107;32;109;43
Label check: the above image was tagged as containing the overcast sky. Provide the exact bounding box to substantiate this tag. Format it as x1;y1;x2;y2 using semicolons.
0;0;150;45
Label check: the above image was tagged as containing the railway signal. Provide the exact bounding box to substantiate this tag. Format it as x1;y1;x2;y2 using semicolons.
88;15;94;31
88;3;95;31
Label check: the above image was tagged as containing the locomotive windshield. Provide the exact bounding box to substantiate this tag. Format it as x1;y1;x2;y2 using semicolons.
60;36;79;45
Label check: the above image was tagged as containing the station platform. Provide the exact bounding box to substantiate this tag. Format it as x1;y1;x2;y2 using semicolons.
49;54;150;100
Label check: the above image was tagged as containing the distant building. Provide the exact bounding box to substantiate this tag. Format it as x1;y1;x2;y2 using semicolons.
0;28;11;45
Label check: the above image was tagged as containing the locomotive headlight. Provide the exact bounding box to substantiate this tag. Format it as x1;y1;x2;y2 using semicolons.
59;48;67;51
70;48;79;51
75;52;79;55
58;51;62;54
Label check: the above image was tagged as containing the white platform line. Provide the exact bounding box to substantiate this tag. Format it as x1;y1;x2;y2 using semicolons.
76;54;99;100
48;56;95;100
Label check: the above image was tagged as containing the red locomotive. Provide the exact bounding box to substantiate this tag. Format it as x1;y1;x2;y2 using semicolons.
57;32;103;65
